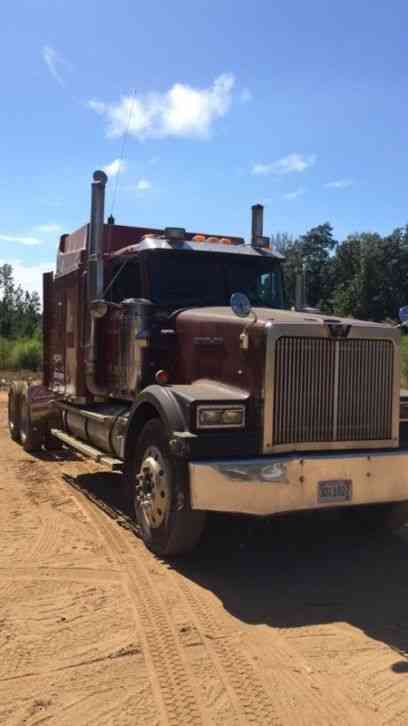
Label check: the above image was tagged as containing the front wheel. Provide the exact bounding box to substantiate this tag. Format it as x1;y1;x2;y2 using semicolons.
124;419;206;557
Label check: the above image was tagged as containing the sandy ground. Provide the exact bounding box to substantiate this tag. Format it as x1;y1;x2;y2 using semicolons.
1;392;408;724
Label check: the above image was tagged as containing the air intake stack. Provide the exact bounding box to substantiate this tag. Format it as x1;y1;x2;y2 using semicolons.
251;204;269;248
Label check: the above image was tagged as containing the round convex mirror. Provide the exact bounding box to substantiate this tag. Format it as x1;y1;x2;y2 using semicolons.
230;292;252;318
399;306;408;324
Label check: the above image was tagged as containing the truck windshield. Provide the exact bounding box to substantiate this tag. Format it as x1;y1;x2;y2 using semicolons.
147;251;284;309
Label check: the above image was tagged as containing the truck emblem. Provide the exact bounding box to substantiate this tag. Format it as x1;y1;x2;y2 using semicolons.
193;336;224;346
326;321;351;338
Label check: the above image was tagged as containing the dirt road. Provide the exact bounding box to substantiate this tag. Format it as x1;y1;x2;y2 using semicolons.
1;392;408;724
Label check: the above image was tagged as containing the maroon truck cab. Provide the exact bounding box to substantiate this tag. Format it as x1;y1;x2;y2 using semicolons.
8;171;408;557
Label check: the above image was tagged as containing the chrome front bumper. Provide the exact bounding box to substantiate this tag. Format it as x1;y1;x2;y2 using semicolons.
189;449;408;515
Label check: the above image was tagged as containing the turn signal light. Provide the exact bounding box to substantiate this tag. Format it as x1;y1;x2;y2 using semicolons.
155;369;169;386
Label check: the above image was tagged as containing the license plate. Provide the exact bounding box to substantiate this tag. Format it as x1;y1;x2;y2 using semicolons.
318;479;352;503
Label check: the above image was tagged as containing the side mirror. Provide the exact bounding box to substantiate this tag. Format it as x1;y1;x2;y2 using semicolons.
399;306;408;324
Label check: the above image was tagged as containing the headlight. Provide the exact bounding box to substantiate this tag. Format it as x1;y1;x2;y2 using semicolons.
197;405;245;429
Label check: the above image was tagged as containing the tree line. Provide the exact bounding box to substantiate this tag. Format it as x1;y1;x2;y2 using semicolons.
1;229;408;336
272;223;408;322
0;264;41;339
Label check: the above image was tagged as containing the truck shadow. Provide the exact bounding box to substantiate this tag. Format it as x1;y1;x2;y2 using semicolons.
181;512;408;671
67;468;408;669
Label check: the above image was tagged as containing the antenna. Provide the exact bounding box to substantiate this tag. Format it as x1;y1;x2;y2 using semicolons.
109;89;136;218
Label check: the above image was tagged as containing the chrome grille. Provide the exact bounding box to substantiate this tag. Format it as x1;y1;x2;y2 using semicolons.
273;337;394;446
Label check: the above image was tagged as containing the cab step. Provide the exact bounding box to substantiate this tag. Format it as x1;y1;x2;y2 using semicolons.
50;428;123;471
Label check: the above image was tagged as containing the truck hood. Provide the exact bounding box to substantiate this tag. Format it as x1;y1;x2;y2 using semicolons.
176;306;392;330
173;306;397;397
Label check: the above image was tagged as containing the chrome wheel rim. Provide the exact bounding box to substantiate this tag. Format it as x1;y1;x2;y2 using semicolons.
8;394;16;434
20;399;28;444
135;445;170;529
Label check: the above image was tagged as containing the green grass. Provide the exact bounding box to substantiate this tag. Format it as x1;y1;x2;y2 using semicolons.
0;337;42;372
401;336;408;389
1;333;407;386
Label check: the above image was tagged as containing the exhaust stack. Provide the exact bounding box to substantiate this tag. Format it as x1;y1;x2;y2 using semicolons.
251;204;268;248
88;170;108;302
86;170;108;399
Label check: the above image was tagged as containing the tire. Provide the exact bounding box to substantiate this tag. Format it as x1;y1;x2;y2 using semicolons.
20;388;44;453
44;432;63;451
124;418;206;557
8;382;24;443
347;502;408;532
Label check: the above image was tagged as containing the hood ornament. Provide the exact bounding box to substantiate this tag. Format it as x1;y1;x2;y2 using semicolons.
230;293;258;350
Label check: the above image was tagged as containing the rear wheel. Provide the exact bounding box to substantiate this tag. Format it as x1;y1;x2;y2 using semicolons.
124;418;206;557
347;502;408;532
20;387;44;453
8;382;23;442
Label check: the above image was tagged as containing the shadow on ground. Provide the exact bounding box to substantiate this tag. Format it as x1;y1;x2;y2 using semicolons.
65;467;408;670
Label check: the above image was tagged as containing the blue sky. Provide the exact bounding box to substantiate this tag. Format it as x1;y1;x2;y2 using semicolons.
2;0;408;294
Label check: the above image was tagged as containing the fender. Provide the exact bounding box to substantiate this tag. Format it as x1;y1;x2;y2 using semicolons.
124;385;190;462
125;381;251;462
128;385;188;433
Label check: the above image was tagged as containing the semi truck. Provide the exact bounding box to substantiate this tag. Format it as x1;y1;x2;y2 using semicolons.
8;170;408;555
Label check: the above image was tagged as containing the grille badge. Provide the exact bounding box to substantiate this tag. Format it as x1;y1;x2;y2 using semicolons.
326;321;351;338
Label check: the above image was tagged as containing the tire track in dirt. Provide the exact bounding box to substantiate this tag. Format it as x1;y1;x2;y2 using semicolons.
3;388;407;726
56;461;390;726
52;464;271;724
58;460;357;726
61;484;204;726
25;452;202;726
55;462;281;725
0;429;160;724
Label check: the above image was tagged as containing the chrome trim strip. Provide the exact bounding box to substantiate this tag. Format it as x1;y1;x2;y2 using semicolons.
189;449;408;516
393;340;401;442
262;321;275;452
333;341;340;440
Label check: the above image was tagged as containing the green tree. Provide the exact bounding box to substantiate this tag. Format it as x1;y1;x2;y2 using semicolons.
276;223;336;310
0;265;41;338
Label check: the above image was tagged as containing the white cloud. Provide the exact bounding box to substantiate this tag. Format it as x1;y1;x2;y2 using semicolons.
252;153;316;176
325;178;353;189
34;223;61;233
136;178;152;191
240;88;252;103
103;158;127;177
0;234;43;246
0;259;53;298
88;73;235;140
42;45;71;86
283;188;305;200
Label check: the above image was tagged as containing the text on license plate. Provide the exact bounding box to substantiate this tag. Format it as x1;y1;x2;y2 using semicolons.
318;479;352;503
